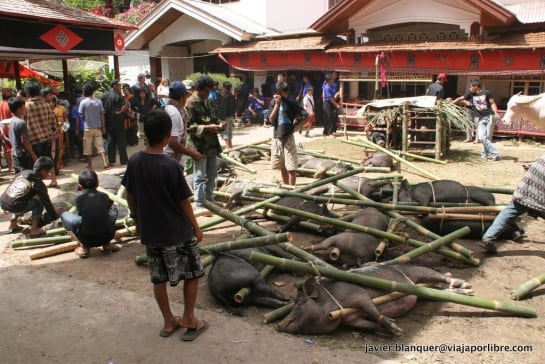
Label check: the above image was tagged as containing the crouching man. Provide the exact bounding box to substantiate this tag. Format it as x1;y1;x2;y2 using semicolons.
1;157;58;236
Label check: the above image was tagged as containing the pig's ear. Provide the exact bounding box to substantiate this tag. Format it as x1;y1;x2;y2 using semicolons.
400;179;409;189
302;279;320;298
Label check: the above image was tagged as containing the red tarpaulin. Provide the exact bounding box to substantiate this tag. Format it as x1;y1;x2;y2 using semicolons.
1;61;62;87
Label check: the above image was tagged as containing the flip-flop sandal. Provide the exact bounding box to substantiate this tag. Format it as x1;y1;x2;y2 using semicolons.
102;243;121;252
75;247;91;259
159;317;183;337
7;226;24;234
181;320;208;342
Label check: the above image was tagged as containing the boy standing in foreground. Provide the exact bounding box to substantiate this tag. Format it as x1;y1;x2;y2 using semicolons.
121;109;207;341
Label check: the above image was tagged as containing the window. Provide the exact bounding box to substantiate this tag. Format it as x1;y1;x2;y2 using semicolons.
512;81;544;95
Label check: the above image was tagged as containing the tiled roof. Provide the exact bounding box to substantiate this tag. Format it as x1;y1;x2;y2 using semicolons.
0;0;136;30
503;1;545;24
326;31;545;52
212;35;343;53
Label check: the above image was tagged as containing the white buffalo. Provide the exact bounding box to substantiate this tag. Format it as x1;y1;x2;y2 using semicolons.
503;93;545;130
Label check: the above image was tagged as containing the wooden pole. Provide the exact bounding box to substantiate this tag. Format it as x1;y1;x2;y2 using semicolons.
29;241;78;260
435;100;443;160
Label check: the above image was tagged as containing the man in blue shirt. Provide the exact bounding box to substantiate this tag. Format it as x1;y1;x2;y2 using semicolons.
322;74;342;137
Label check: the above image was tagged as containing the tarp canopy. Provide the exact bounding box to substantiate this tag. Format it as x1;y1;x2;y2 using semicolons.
29;59;107;78
0;62;62;87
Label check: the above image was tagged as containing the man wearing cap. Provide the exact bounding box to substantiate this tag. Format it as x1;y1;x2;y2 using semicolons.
427;73;447;100
102;79;129;165
163;81;202;167
186;75;226;214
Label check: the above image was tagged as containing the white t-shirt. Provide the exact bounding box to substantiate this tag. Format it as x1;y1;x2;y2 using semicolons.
157;85;169;98
163;103;187;166
303;94;315;115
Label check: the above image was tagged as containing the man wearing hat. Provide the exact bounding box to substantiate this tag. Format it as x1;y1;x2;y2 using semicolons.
102;79;129;165
427;73;447;100
163;81;202;168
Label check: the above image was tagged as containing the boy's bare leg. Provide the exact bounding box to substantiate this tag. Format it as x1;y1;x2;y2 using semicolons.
153;283;181;332
86;155;93;170
181;278;200;328
287;170;297;186
280;168;289;185
100;152;110;169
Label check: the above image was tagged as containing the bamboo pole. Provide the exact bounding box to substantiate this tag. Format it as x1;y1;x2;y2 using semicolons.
260;209;324;233
375;219;401;258
28;241;79;260
402;103;409;153
262;302;295;324
201;200;333;268
342;138;439;180
427;213;496;221
219;153;257;173
135;255;148;265
295;149;361;165
297;166;391;176
249;252;536;318
378;227;470;265
114;226;137;239
235;265;274;303
392;150;447;165
199;167;367;230
511;273;545;300
435;101;443;160
200;233;292;255
335;180;479;265
227;138;271;152
329;283;434;320
12;235;73;249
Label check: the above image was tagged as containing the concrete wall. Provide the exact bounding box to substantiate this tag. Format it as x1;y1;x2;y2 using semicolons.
227;0;329;31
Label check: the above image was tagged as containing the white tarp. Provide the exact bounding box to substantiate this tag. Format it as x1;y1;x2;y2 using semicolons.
29;59;107;78
356;96;437;116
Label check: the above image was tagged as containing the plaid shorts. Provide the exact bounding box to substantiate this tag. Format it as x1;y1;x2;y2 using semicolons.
145;238;204;286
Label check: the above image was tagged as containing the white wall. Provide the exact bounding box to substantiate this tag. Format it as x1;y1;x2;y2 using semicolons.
349;0;479;37
112;51;150;85
149;15;230;57
228;0;330;31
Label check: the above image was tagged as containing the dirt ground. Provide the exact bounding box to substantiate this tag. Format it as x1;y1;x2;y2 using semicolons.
1;125;545;363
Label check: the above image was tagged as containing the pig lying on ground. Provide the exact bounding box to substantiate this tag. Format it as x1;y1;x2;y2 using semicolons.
361;151;394;170
207;246;293;314
342;207;391;232
278;264;473;336
398;179;495;206
306;232;380;268
300;158;353;179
